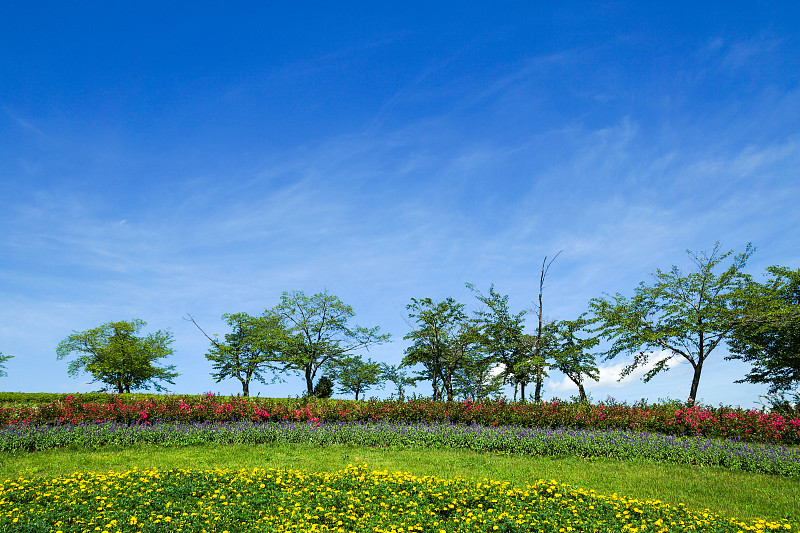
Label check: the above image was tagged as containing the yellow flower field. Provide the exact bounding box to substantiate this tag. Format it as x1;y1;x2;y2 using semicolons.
0;463;794;532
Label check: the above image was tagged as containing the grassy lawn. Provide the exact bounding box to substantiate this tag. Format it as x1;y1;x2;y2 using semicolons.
1;441;797;525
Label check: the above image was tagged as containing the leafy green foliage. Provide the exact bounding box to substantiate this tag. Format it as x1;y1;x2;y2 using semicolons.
380;364;415;401
0;350;11;378
270;290;391;396
548;318;600;402
313;375;334;398
451;351;505;400
468;284;531;399
517;332;554;401
727;266;800;394
402;297;482;401
55;319;178;393
328;354;385;400
589;243;756;404
203;312;287;396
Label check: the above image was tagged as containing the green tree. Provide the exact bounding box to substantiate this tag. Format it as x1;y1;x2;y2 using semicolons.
727;266;800;394
469;284;530;399
448;323;497;400
313;375;335;398
56;319;178;393
589;243;756;404
0;351;12;378
451;353;504;400
517;330;556;402
190;312;287;397
329;354;385;400
550;318;600;402
381;364;415;401
402;297;474;401
271;290;390;396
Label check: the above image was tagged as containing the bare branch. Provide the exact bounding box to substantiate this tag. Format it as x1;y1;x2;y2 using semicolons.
184;314;224;349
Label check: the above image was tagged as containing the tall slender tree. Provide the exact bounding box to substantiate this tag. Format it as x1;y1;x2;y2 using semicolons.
530;252;561;401
402;297;472;401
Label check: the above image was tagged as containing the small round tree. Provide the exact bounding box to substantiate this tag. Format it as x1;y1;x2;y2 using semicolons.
56;319;178;393
313;376;334;398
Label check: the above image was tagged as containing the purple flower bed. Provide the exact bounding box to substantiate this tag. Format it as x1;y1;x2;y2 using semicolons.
2;419;798;476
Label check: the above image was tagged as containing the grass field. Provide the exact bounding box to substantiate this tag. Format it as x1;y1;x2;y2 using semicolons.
2;441;797;525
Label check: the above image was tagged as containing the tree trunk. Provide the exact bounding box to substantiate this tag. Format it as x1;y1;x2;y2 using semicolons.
533;253;560;404
432;370;441;401
444;374;454;401
305;367;315;397
688;328;705;406
534;364;543;402
534;261;545;403
687;360;703;406
519;381;526;402
241;379;250;397
578;383;587;402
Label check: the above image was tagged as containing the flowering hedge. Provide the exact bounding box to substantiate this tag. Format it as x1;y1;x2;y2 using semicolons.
1;394;799;445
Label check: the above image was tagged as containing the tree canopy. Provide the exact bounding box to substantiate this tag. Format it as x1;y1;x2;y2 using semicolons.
469;284;531;400
401;297;478;401
329;354;385;401
56;319;178;393
271;290;390;396
312;375;335;398
549;318;600;402
727;266;800;394
589;243;756;404
381;364;416;401
194;312;288;397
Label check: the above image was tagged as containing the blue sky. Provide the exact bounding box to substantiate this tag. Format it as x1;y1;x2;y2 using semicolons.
1;2;798;407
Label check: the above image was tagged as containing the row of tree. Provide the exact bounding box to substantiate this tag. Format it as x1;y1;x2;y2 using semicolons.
48;243;799;403
188;291;391;399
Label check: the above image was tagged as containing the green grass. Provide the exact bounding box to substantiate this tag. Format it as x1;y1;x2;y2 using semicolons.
1;441;797;525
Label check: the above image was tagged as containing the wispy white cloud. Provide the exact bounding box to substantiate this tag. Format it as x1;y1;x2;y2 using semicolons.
1;106;48;138
720;37;781;71
548;350;684;394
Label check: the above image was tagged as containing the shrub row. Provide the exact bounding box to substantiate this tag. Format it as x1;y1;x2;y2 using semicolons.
0;392;159;405
1;395;799;444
